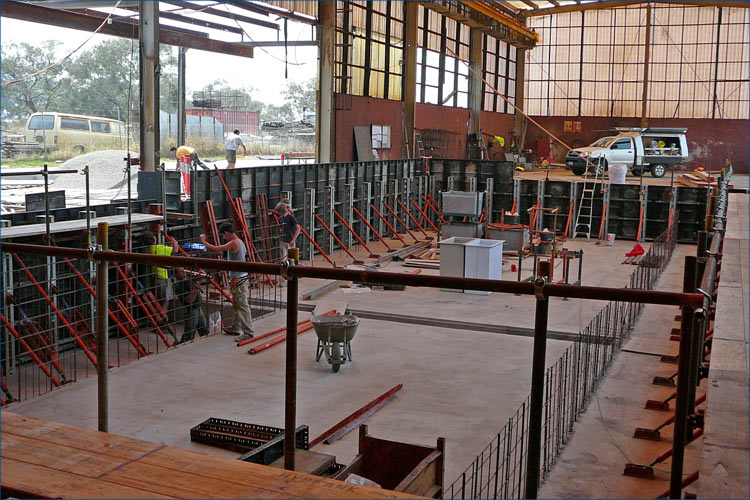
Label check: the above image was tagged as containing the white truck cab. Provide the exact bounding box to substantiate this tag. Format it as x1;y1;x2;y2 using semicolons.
566;127;689;178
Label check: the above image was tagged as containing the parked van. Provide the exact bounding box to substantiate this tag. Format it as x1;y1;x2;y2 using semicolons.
25;112;131;153
565;127;689;178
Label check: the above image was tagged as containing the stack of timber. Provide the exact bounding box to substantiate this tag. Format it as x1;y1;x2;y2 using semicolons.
403;247;440;269
678;169;718;188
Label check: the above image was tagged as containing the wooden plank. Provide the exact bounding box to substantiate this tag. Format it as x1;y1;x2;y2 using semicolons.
302;280;346;301
1;413;162;461
101;461;293;500
140;447;420;499
0;459;175;499
1;213;162;240
1;432;128;478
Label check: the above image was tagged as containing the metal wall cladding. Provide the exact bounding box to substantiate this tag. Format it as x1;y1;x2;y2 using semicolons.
185;109;261;135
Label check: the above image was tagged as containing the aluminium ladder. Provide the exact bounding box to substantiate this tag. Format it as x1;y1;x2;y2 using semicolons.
573;158;603;239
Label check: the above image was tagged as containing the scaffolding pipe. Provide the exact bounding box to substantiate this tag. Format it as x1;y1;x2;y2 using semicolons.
1;243;704;307
283;268;299;471
96;222;109;432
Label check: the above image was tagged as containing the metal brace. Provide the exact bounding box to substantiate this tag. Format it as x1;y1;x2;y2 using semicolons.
696;288;712;305
87;244;102;263
534;277;546;300
280;260;291;280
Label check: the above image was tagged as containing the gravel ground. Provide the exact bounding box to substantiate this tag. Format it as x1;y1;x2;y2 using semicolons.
51;150;137;191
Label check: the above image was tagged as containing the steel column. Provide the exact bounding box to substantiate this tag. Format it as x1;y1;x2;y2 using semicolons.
403;1;418;157
670;255;697;498
96;222;109;432
283;268;299;470
138;0;159;172
468;28;483;137
177;47;187;147
316;1;335;163
525;263;551;499
304;188;316;262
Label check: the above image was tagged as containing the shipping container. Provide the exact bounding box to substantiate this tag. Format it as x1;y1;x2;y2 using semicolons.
186;109;260;135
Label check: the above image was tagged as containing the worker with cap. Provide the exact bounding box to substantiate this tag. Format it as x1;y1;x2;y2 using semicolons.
170;145;209;170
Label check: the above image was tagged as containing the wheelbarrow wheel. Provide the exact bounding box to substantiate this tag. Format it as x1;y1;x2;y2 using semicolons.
331;343;341;373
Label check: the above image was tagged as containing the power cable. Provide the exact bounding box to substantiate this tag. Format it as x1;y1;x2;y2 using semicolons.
2;1;122;88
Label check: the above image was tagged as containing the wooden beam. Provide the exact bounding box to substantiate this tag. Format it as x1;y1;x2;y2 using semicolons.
521;0;748;17
0;1;254;58
163;1;279;31
520;0;540;10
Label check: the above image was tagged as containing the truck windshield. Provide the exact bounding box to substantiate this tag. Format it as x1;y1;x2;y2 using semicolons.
590;137;615;147
28;115;54;130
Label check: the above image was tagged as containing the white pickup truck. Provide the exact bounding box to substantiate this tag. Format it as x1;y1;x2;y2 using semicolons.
565;127;689;178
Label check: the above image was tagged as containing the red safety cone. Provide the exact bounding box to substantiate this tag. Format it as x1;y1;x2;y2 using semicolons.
625;243;645;257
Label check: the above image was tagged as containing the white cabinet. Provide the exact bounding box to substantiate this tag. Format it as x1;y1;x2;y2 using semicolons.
464;239;504;295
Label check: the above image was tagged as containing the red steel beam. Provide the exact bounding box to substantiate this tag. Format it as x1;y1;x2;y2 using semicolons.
112;262;172;348
333;210;378;258
110;300;149;357
11;253;98;368
314;214;363;264
298;226;336;267
396;198;432;239
352;206;393;252
238;310;336;347
409;197;438;233
424;195;446;223
249;311;336;354
309;383;403;447
0;314;61;387
370;204;408;246
383;202;420;243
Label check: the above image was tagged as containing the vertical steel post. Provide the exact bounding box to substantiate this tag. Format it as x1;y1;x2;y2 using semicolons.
96;222;109;432
138;0;159;172
670;255;697;498
177;47;187;147
362;182;372;244
283;254;299;471
525;261;551;499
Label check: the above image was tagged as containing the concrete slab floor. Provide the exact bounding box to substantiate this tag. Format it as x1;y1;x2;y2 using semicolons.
537;243;708;499
6;232;684;492
297;236;650;335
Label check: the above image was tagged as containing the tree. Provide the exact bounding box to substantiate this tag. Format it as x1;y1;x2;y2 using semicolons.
64;39;177;120
282;78;316;118
262;103;295;123
1;41;71;118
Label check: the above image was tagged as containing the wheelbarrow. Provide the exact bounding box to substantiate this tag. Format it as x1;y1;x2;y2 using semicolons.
312;314;360;373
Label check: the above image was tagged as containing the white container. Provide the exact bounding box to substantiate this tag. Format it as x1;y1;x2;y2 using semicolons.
607;233;616;246
609;164;628;184
464;239;504;295
441;191;484;217
439;237;478;292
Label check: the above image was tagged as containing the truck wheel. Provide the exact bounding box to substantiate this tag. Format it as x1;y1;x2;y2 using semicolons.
73;145;85;154
632;166;643;177
571;166;585;176
651;164;666;178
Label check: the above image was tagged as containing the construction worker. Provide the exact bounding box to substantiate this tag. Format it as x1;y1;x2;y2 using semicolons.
173;267;208;344
225;129;247;169
145;233;178;319
273;202;300;286
170;145;209;170
200;223;254;342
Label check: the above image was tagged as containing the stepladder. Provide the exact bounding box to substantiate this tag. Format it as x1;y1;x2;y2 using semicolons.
573;158;604;239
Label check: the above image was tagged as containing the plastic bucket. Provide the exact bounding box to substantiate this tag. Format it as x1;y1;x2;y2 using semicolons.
607;233;616;246
609;164;628;184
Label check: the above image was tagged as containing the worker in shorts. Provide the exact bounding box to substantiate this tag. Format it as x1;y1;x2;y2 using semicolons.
273;202;300;287
200;223;254;342
170;145;209;170
225;129;247;169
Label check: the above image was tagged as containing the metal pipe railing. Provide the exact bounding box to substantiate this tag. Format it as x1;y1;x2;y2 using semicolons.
1;234;704;481
669;164;732;499
0;242;703;308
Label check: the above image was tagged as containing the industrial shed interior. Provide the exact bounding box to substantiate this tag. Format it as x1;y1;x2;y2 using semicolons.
0;1;748;499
